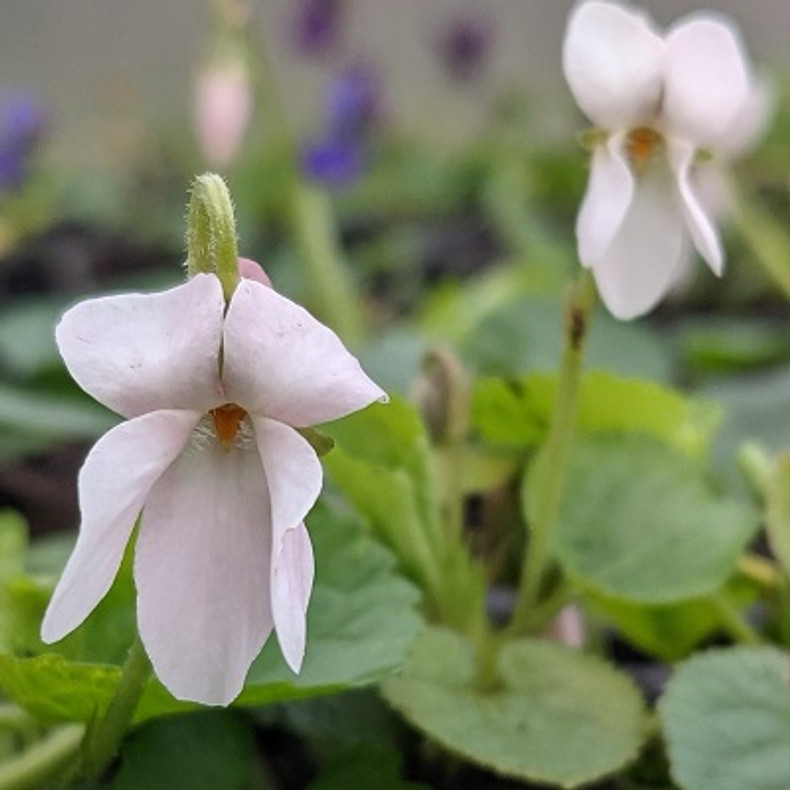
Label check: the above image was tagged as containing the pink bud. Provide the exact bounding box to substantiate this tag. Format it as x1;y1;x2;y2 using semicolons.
237;257;273;287
194;60;253;168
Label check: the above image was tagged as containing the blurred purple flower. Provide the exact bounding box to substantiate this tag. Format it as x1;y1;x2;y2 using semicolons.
326;64;379;139
0;91;47;191
301;64;380;187
436;13;493;81
293;0;344;57
301;135;364;186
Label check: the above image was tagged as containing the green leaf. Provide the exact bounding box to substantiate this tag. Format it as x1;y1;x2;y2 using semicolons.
0;511;31;653
110;711;259;790
459;297;671;380
383;627;647;788
0;384;116;455
661;647;790;790
322;398;443;593
548;435;759;603
473;371;721;457
702;363;790;487
306;743;431;790
765;451;790;575
0;505;421;723
588;576;759;662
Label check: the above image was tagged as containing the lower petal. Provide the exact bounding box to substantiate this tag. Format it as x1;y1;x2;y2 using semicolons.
669;139;724;275
271;523;315;672
576;133;634;270
135;426;273;706
41;410;198;643
592;168;687;320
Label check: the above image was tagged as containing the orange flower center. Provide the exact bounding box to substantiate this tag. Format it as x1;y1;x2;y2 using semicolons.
627;127;662;171
210;403;248;451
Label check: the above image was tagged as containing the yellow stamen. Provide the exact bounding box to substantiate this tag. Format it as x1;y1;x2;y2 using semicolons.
627;127;662;170
210;403;247;451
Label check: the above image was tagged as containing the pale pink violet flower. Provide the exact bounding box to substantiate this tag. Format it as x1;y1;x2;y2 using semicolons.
40;264;386;706
563;0;757;319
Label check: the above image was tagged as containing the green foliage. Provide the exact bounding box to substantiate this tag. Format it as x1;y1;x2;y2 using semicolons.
547;434;758;603
306;743;430;790
383;627;647;788
473;370;721;457
661;647;790;790
0;505;421;723
110;711;259;790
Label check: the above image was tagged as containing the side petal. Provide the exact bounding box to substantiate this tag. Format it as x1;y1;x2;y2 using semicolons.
250;417;322;538
40;410;198;643
663;13;751;145
222;279;387;427
562;0;663;128
591;165;688;320
271;523;315;672
56;273;225;419
668;139;724;275
135;427;273;706
576;132;634;269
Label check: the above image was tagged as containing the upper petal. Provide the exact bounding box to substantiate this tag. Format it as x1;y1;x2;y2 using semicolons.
663;13;751;145
56;273;225;419
591;165;688;320
135;423;273;706
222;279;387;427
576;132;634;269
563;1;664;129
40;410;198;643
668;138;724;275
271;523;314;673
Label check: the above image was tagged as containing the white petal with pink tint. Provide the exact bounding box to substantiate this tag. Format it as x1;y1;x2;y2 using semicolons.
41;410;199;643
222;279;387;427
135;425;273;706
669;139;724;275
271;523;315;672
576;132;634;268
251;417;322;538
56;274;225;419
591;167;687;320
562;1;663;129
663;14;750;145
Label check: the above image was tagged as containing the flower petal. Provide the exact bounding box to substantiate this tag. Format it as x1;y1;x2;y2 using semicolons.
271;523;315;672
668;138;724;276
222;279;387;427
249;419;319;672
591;164;688;320
40;410;198;643
251;417;322;536
135;424;273;706
663;13;750;145
576;132;634;269
56;273;225;419
562;0;663;129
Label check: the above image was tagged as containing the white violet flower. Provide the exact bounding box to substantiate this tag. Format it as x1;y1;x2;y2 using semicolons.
563;0;758;319
40;263;386;706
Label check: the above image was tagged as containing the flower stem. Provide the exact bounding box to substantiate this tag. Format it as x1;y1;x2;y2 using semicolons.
733;188;790;303
290;183;364;347
0;725;84;790
508;271;595;636
79;635;151;783
709;591;762;645
186;172;240;301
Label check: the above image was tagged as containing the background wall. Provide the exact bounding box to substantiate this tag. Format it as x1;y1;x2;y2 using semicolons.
0;1;787;161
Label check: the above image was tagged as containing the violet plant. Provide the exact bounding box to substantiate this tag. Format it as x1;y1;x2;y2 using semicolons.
3;1;790;789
